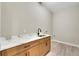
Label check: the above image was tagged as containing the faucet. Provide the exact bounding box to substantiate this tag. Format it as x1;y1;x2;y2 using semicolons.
37;28;42;36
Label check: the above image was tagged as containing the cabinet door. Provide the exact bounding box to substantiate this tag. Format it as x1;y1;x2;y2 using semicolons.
0;51;1;56
44;37;51;53
27;44;41;56
40;40;49;55
15;50;27;56
40;42;47;56
46;37;51;51
40;36;51;56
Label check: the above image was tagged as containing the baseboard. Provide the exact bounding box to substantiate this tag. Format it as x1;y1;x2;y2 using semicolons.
52;39;79;48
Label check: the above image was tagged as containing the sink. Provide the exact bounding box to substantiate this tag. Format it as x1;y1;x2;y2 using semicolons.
22;34;37;39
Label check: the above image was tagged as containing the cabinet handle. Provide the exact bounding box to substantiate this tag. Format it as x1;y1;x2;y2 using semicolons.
25;53;27;56
46;42;47;46
24;45;30;48
27;51;30;56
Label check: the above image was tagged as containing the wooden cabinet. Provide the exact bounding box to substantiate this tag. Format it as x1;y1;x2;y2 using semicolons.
1;36;51;56
26;36;51;56
15;50;28;56
26;44;41;56
15;40;40;56
2;47;17;56
40;37;51;56
0;51;1;56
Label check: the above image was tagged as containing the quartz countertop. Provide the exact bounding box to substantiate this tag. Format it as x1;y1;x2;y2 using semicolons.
0;35;50;51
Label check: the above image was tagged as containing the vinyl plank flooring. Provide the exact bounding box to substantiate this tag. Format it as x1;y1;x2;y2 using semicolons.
47;41;79;56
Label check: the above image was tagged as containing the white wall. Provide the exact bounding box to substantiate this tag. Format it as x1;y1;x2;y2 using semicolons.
0;3;1;36
52;6;79;45
2;2;52;38
2;3;12;38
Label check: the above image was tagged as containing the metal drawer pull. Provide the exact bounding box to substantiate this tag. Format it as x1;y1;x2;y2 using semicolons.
24;45;30;48
46;42;47;46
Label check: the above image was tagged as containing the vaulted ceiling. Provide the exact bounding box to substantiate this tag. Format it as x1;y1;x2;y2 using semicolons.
41;2;79;12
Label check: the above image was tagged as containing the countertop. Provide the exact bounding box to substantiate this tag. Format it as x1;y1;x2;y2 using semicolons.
0;35;50;51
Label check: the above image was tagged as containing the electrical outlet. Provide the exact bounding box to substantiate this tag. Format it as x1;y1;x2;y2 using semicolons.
53;32;56;37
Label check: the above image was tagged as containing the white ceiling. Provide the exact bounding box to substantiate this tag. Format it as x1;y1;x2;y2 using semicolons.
42;2;79;12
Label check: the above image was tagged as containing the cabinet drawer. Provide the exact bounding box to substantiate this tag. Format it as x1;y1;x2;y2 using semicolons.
28;40;40;47
2;44;30;56
2;47;17;56
15;44;30;52
16;40;40;52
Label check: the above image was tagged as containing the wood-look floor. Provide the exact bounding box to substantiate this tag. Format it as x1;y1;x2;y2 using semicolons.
47;41;79;56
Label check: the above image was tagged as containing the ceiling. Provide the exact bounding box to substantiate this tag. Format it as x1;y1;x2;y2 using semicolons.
41;2;79;13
